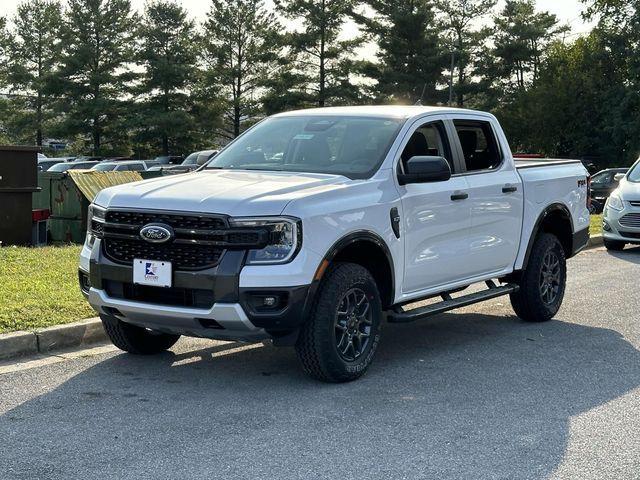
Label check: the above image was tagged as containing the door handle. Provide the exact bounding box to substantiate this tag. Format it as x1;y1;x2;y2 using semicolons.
502;185;518;193
451;191;469;201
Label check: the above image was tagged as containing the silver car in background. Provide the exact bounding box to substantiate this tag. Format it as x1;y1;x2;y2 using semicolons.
603;158;640;250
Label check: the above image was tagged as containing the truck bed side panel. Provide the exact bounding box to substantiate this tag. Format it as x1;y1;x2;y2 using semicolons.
515;162;590;270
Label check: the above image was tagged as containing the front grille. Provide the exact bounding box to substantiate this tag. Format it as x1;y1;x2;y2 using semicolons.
104;280;215;308
105;238;223;270
629;201;640;207
95;210;267;271
619;231;640;239
619;213;640;229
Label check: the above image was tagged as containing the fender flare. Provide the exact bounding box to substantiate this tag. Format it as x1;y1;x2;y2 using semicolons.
521;203;573;269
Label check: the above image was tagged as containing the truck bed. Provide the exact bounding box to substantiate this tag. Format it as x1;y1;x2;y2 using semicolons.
515;158;583;169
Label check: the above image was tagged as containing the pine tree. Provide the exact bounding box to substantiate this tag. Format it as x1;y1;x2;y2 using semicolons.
203;0;280;139
56;0;136;155
136;0;198;155
275;0;362;107
436;0;496;107
6;0;63;146
355;0;445;104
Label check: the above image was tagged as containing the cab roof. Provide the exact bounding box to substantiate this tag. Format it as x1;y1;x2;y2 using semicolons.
273;105;490;120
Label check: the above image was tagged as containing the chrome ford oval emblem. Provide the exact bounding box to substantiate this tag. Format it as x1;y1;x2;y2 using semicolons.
139;224;174;244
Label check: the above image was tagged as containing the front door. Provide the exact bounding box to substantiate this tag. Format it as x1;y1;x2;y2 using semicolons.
398;119;472;294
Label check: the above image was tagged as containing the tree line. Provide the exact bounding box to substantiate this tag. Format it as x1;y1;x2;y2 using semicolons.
0;0;637;167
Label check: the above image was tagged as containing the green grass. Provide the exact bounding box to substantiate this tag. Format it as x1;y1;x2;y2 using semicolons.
0;245;95;334
590;214;603;236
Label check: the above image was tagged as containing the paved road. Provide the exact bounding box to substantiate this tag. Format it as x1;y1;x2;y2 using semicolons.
1;246;640;480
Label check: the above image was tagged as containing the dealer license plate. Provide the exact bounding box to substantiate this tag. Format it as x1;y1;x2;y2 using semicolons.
133;259;172;288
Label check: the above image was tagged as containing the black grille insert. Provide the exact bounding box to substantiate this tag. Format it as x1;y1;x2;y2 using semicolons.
105;238;223;270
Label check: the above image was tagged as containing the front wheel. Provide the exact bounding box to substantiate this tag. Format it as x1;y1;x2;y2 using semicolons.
295;263;382;383
101;315;180;354
510;233;567;323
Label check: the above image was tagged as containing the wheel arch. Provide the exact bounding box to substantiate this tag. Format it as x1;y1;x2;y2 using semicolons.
315;231;396;309
522;203;574;269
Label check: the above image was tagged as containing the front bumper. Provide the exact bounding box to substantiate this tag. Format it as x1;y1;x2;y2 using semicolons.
603;204;640;244
80;237;313;343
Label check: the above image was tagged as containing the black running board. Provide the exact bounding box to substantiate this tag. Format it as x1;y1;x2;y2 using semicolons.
387;281;519;324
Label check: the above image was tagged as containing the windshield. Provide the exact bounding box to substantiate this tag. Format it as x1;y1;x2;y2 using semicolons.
92;163;117;171
206;115;404;179
48;163;71;172
628;161;640;182
183;152;199;165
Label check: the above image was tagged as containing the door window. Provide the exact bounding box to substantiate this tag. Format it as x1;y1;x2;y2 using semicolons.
453;121;502;172
400;121;453;173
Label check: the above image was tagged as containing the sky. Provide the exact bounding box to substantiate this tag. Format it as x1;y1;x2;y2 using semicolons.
0;0;593;35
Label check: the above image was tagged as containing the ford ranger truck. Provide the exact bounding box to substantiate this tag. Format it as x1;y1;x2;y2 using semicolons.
79;106;590;382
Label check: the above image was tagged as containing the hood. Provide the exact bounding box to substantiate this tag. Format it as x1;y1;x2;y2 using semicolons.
94;170;351;216
618;178;640;199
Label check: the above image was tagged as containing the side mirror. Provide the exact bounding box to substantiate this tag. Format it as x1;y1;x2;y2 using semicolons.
614;173;625;182
398;156;451;185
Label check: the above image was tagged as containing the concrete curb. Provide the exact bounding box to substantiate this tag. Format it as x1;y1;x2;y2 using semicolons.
0;318;106;361
588;234;604;249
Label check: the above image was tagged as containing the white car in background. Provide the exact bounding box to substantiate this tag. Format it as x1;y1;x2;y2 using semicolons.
603;158;640;250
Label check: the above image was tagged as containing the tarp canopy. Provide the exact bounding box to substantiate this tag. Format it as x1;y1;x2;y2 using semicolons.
68;170;143;202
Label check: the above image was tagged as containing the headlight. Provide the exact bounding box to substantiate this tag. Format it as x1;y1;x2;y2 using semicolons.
607;191;624;211
87;204;106;238
229;217;301;265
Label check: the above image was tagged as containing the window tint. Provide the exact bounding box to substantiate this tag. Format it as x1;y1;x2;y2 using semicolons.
400;121;453;172
591;172;613;185
454;121;502;172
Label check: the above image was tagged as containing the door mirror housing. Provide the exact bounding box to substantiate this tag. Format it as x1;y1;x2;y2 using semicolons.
398;156;452;185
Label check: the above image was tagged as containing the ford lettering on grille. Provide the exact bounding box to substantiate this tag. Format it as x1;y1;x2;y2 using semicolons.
140;224;174;244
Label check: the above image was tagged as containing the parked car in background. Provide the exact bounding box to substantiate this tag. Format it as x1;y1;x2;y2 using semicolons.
48;161;100;172
37;159;65;171
38;153;48;160
154;150;219;174
75;156;103;162
153;155;183;165
590;168;629;213
91;161;149;172
603;159;640;251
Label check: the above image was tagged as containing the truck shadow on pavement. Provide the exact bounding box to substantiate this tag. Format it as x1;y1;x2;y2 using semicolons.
2;313;640;480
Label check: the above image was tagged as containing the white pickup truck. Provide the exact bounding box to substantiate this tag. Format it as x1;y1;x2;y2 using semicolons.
79;106;590;382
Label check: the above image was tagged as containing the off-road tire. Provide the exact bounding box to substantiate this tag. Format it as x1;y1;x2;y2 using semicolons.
604;238;626;251
295;263;382;383
510;233;567;323
101;315;180;354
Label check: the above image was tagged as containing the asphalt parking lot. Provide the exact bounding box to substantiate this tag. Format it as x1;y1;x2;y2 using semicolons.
1;246;639;480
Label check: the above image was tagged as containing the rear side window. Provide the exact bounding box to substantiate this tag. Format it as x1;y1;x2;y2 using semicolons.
453;120;502;172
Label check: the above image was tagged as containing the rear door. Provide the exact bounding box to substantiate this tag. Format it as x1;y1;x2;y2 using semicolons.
397;116;472;294
450;116;524;277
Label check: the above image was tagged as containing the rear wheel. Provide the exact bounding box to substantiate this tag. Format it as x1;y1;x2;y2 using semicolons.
295;263;382;383
604;238;626;251
510;233;567;323
101;315;180;354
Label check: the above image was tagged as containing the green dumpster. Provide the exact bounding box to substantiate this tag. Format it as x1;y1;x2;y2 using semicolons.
33;170;145;244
